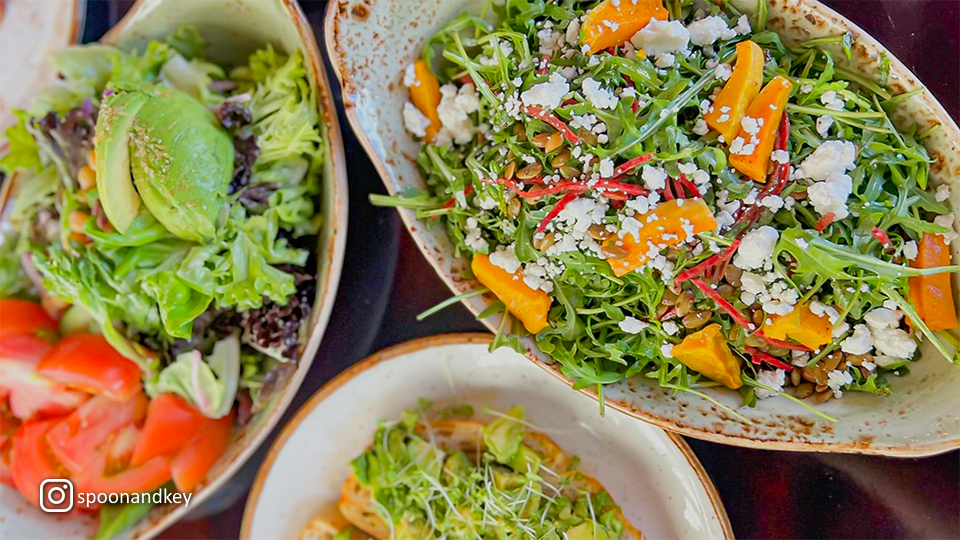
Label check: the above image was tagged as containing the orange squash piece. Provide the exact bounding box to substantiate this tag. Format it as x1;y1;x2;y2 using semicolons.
472;253;551;334
581;0;669;55
703;40;765;143
605;198;718;277
408;60;442;142
729;75;793;182
908;232;959;331
670;324;743;389
762;302;833;350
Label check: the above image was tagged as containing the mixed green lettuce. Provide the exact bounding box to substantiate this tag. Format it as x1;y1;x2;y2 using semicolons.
1;30;323;414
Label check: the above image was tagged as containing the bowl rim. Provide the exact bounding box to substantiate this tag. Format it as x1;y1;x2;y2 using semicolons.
238;332;735;540
47;0;349;537
322;0;959;457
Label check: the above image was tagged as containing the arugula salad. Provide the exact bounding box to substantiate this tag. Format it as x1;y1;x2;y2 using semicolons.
306;405;639;540
0;28;322;533
379;0;960;417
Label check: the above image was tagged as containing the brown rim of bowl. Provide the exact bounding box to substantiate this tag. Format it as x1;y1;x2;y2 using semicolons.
91;0;349;538
239;332;735;540
322;0;960;458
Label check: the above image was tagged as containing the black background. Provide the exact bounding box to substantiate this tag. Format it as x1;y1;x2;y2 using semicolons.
81;1;960;538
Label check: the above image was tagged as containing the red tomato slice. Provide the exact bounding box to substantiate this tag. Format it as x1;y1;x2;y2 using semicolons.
46;393;147;476
0;333;53;365
130;393;205;467
0;299;58;341
0;361;86;421
37;334;141;402
171;410;234;493
11;418;69;507
75;450;170;497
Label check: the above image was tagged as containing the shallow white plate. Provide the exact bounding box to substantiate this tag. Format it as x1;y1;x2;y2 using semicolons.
241;334;733;540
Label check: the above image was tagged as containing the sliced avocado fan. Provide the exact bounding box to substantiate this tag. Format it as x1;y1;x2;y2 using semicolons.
95;86;234;242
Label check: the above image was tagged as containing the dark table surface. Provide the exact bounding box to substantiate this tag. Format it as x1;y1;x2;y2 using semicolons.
84;0;960;538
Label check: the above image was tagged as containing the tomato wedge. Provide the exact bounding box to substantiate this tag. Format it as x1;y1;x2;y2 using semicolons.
0;359;88;420
0;401;18;487
11;418;69;507
75;451;171;499
171;410;234;493
38;333;142;402
0;299;58;340
131;393;205;467
46;393;148;476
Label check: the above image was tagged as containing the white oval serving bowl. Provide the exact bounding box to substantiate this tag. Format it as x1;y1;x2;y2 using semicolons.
241;333;733;540
324;0;959;456
0;0;348;538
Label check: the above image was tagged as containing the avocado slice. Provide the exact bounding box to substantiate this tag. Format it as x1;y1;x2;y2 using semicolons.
128;86;233;242
95;91;148;233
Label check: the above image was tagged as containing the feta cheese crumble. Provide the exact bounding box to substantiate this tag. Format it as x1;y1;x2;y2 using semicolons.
581;77;619;110
402;102;431;138
520;72;570;110
733;226;779;270
687;15;737;47
619;316;648;334
630;19;690;56
756;369;785;399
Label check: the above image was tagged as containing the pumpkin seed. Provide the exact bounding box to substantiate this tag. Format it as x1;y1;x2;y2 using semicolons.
545;132;564;153
716;284;734;297
587;224;611;241
682;310;712;329
665;246;682;261
661;289;679;306
503;161;517;180
578;130;598;145
795;382;815;399
815;389;833;403
801;366;827;385
533;232;556;251
559;165;581;179
516;162;543;180
724;265;743;287
744;334;764;347
512;123;526;141
790;369;802;387
846;354;869;366
751;309;764;327
507;198;521;219
551;149;571;168
822;351;843;373
601;244;628;260
815;384;828;393
675;290;695;316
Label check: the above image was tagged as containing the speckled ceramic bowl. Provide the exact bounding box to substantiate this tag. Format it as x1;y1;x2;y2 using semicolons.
241;334;733;540
325;0;959;456
0;0;348;538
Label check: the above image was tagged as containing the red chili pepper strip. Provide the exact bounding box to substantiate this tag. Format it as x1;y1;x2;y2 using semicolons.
522;106;580;144
592;179;650;195
677;173;701;198
746;347;794;372
658;307;677;321
674;240;741;286
662;180;674;201
690;278;754;331
871;227;892;247
432;185;475;220
608;154;654;179
758;334;811;352
814;213;836;232
523;183;586;198
537;192;577;233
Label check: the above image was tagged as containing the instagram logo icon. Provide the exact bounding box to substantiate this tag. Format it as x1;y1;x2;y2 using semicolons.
40;479;74;513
